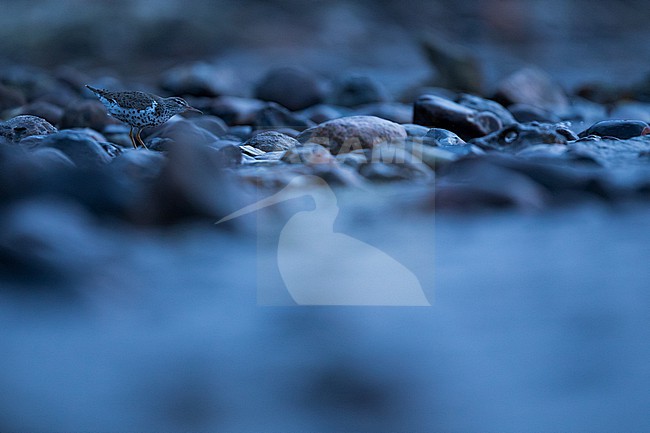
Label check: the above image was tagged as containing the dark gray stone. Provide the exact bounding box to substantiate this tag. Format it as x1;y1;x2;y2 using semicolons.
494;67;569;109
330;74;389;107
413;94;502;140
470;122;577;152
578;120;650;139
244;131;299;152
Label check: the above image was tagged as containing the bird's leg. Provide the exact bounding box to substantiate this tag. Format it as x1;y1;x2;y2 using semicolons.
129;127;138;149
136;128;148;150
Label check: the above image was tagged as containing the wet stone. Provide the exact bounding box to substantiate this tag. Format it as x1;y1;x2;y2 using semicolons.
578;120;650;140
0;115;57;143
413;94;502;140
470;122;578;151
298;115;407;155
244;131;299;152
424;128;465;146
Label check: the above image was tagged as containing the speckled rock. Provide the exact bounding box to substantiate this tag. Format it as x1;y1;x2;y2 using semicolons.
60;99;120;131
578;120;650;139
298;115;407;155
254;67;326;111
470;122;577;151
413;94;502;140
0;115;57;143
244;131;299;152
494;67;569;109
330;74;389;107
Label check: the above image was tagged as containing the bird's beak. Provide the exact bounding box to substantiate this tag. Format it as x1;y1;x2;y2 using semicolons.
186;106;203;114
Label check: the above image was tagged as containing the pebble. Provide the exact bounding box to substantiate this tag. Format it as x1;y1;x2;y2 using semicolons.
330;74;389;107
424;128;465;146
244;131;299;152
0;115;57;143
470;122;577;151
413;94;502;140
578;120;650;139
297;115;407;155
254;67;326;111
494;67;569;109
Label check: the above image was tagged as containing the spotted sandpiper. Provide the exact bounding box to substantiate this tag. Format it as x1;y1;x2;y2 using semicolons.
85;85;202;149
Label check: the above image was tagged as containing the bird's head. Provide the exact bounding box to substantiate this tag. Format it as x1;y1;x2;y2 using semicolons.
164;97;202;115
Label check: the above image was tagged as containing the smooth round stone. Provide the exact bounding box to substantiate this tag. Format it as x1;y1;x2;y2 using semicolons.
244;131;299;152
578;120;650;139
110;149;167;181
493;67;569;109
298;115;407;155
413;94;502;140
60;99;119;132
330;74;389;107
0;115;57;143
254;67;326;111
